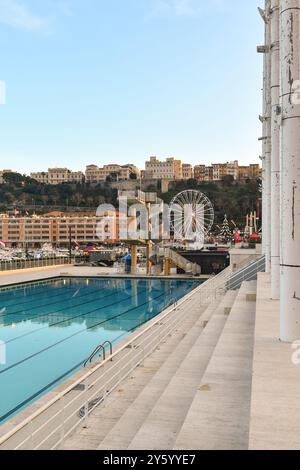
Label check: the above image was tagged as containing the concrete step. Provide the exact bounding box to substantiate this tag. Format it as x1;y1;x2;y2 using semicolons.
174;281;257;450
97;295;220;450
128;290;238;450
61;294;216;450
248;273;300;450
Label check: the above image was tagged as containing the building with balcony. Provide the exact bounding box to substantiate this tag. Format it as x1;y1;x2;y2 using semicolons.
238;164;261;181
211;161;239;181
144;157;183;180
182;164;193;180
30;168;84;185
0;213;120;247
85;164;140;183
194;165;206;181
194;161;260;182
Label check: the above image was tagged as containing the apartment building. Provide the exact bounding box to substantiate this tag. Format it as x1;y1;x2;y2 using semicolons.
238;166;251;180
226;160;239;180
85;164;140;183
211;161;239;181
194;165;206;181
182;164;193;180
0;213;120;246
238;164;261;180
144;157;183;180
30;168;84;185
212;163;227;181
205;166;214;181
0;170;13;184
143;158;260;183
248;164;261;179
194;161;260;182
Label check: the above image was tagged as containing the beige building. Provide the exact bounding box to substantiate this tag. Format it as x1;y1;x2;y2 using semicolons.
85;164;140;183
144;158;260;183
226;160;239;180
238;164;261;180
194;165;206;181
182;164;193;180
31;168;84;185
0;213;120;246
212;160;239;180
194;161;259;182
205;166;213;181
145;157;183;180
249;164;262;179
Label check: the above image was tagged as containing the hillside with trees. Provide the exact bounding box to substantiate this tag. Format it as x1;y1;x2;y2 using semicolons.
0;172;119;212
0;172;261;226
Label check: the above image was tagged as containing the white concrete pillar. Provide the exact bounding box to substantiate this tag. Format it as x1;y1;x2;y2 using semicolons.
265;0;272;273
259;1;272;272
280;0;300;342
270;0;281;299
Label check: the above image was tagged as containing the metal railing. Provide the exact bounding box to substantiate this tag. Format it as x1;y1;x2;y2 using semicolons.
84;341;113;367
0;255;265;450
226;256;265;290
0;257;73;272
197;255;266;304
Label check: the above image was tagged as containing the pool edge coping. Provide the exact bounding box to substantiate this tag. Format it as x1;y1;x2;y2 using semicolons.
0;272;207;290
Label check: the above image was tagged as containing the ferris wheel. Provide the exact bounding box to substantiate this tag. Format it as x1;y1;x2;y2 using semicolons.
170;190;214;242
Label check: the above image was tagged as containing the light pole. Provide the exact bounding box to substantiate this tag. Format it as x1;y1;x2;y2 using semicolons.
69;225;72;263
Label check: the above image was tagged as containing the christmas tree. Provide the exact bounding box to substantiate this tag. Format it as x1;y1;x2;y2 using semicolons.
220;214;232;241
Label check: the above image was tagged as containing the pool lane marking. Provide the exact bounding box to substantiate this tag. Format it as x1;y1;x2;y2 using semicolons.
4;285;151;344
0;278;119;315
0;285;113;320
0;281;75;303
0;279;149;322
0;288;170;376
0;285;148;333
0;276;108;298
0;291;170;424
0;285;80;312
0;278;149;317
0;276;118;306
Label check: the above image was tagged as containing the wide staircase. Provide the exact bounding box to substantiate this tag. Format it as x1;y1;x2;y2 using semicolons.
62;279;257;450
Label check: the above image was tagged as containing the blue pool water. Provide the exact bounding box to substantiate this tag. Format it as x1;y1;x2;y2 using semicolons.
0;276;200;424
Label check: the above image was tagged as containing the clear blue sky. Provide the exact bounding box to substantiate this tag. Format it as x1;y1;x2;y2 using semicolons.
0;0;264;173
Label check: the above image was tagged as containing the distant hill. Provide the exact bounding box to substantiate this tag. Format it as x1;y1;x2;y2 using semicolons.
0;172;261;226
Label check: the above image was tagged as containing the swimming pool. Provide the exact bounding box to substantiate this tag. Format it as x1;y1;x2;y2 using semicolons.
0;276;200;424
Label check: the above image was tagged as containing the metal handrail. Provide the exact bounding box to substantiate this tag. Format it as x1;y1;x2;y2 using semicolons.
102;341;113;359
84;344;106;367
168;297;178;309
226;255;265;290
84;340;113;367
197;255;265;304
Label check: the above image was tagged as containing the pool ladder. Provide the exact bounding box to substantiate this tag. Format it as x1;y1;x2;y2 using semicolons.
84;340;113;367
